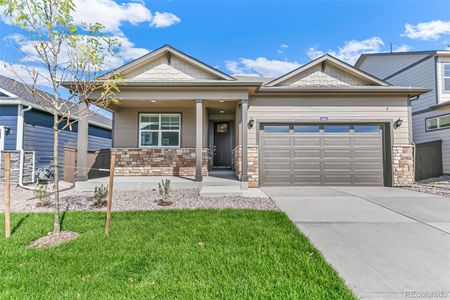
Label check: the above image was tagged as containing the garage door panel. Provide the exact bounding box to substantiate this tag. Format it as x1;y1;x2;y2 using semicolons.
293;175;322;185
323;149;351;158
292;161;321;170
292;136;320;146
293;149;321;157
323;175;353;185
323;161;352;170
262;149;290;157
323;137;351;146
261;137;290;146
259;123;385;187
354;137;381;146
352;175;384;185
263;161;291;169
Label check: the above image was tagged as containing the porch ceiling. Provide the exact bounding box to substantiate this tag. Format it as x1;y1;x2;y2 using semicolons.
108;99;238;113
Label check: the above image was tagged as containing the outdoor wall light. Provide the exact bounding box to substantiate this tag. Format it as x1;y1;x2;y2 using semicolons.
248;118;255;129
4;127;10;135
394;118;403;129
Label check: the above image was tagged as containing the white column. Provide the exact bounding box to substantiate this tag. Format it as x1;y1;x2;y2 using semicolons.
195;99;203;181
241;99;248;182
16;105;24;150
76;103;89;181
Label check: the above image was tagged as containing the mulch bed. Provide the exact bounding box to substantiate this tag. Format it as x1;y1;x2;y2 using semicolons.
27;231;79;249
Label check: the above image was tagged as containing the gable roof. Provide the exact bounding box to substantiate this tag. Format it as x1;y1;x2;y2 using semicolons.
99;45;236;81
264;54;389;87
0;75;112;129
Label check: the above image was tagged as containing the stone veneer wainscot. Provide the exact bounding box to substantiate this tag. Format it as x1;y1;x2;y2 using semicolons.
392;145;414;187
113;148;208;177
232;145;259;188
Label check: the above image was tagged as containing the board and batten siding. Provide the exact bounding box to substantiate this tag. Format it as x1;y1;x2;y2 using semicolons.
357;53;430;80
113;106;197;148
0;104;18;150
23;109;111;169
412;107;450;174
247;96;411;146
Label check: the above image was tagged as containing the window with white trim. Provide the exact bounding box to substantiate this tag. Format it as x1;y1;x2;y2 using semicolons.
139;113;181;147
444;63;450;92
426;114;450;131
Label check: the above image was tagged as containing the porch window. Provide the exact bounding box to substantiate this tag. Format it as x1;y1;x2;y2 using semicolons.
139;113;181;147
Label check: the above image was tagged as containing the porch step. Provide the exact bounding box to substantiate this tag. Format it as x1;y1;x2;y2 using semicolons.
199;185;242;197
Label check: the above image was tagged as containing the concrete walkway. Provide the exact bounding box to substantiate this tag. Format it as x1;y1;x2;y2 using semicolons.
262;186;450;300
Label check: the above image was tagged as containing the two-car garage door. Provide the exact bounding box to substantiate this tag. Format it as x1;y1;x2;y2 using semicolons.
259;124;385;186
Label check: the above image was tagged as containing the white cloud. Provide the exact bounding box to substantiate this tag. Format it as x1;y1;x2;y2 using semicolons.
0;59;52;87
393;44;412;52
277;44;289;54
73;0;152;33
150;12;181;28
404;20;450;41
307;37;385;64
225;57;300;77
2;0;181;33
4;33;149;82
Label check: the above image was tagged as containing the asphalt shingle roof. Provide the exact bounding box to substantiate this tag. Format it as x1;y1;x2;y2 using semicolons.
0;74;112;128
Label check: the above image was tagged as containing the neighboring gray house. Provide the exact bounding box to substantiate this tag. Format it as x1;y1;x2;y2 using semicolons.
356;51;450;179
0;75;112;183
67;45;428;188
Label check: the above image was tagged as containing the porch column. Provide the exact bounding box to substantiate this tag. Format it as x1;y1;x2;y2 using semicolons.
76;103;89;181
195;99;203;181
241;99;248;183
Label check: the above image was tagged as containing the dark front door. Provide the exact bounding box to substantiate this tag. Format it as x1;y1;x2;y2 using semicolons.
214;122;231;167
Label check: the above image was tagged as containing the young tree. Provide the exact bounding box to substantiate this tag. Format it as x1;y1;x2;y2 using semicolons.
0;0;121;233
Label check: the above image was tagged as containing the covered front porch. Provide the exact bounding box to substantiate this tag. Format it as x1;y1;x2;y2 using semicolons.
75;95;252;188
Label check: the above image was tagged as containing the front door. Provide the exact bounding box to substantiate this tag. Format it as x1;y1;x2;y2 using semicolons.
213;122;231;167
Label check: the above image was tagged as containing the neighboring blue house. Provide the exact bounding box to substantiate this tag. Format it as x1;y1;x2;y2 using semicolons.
0;75;112;183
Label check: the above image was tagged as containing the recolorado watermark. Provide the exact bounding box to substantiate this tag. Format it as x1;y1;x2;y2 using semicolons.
405;291;448;298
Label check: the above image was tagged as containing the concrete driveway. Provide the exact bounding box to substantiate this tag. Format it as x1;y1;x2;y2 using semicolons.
262;186;450;300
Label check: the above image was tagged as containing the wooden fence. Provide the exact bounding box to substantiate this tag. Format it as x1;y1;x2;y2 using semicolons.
64;146;111;182
415;140;443;181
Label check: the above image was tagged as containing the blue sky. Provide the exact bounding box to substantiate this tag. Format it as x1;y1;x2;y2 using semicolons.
1;0;450;82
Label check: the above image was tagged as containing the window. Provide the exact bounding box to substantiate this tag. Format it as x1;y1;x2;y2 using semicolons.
426;114;450;131
324;125;350;133
444;64;450;92
294;125;320;133
139;113;180;147
354;125;381;133
263;125;289;133
216;123;228;133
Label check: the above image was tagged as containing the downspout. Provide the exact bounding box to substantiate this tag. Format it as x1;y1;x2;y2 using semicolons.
18;105;33;189
408;95;419;183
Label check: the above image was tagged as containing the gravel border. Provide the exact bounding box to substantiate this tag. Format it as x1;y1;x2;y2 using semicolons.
0;185;279;213
403;175;450;197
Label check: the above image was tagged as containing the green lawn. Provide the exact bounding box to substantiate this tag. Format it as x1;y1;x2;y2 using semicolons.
0;210;354;299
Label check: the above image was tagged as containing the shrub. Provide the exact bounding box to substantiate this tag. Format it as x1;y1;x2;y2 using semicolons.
93;184;108;207
157;179;172;206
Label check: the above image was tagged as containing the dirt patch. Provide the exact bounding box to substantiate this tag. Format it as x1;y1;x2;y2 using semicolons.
27;231;79;249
